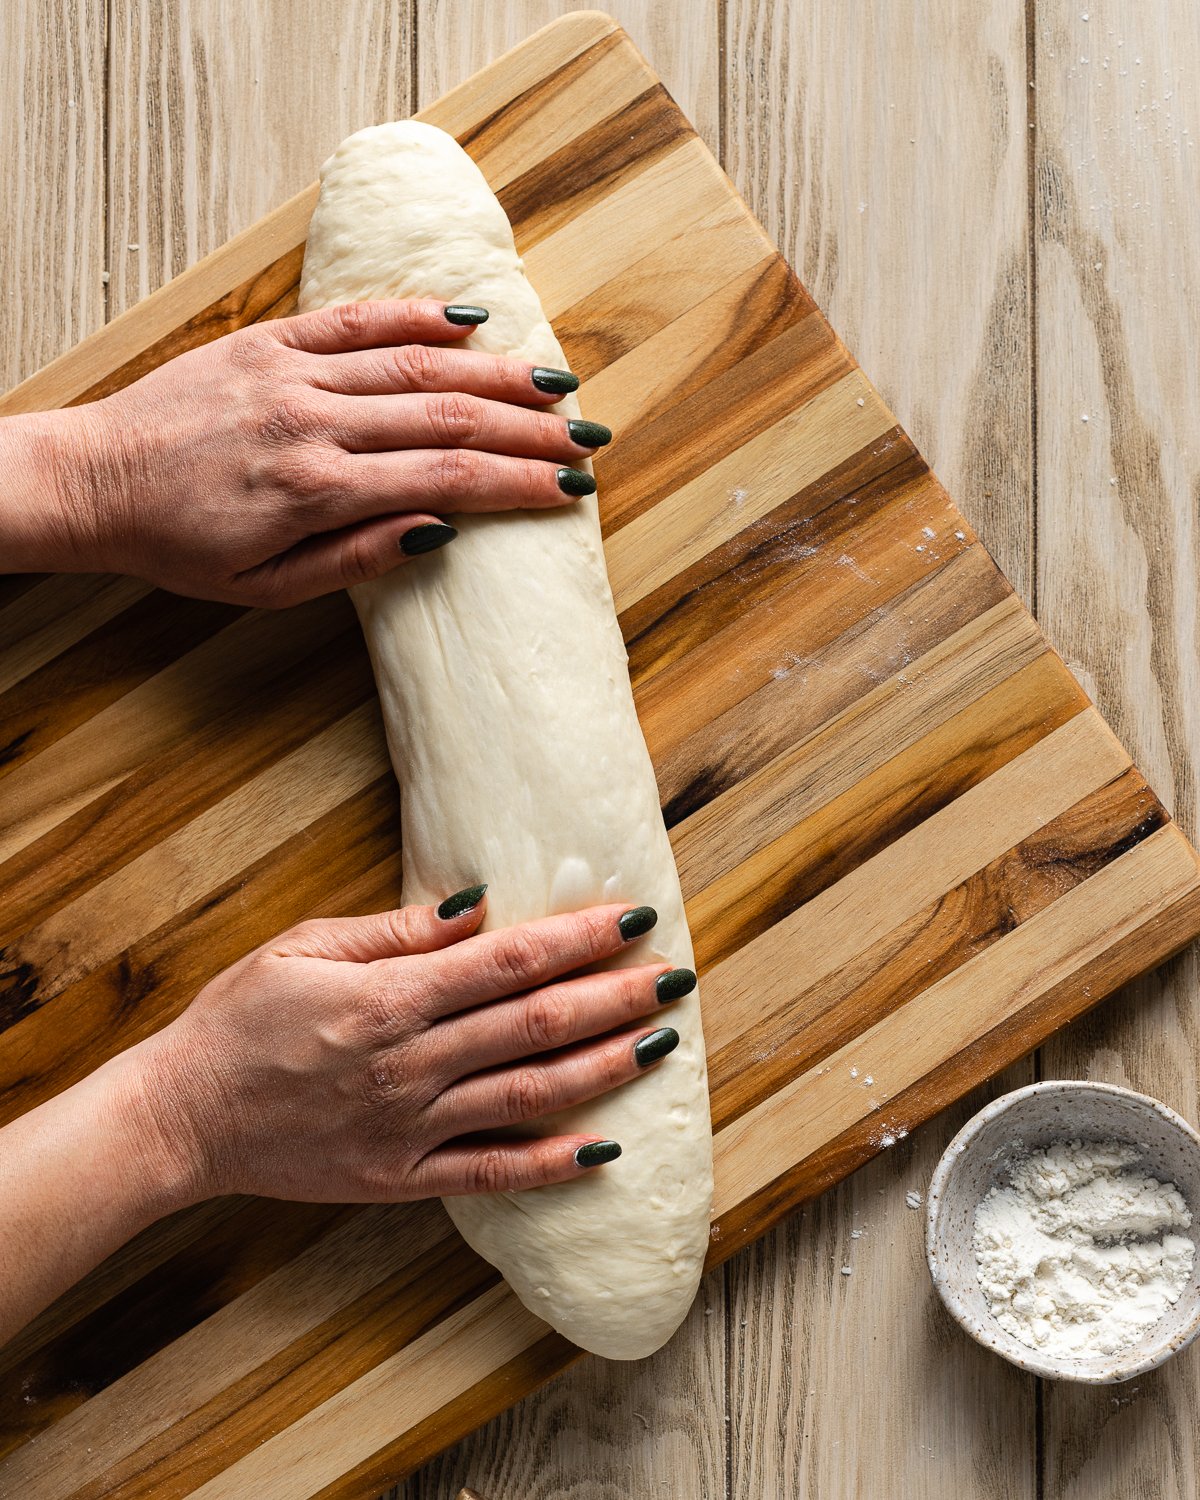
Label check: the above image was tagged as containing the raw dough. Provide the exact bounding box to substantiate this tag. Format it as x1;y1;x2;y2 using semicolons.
299;121;713;1360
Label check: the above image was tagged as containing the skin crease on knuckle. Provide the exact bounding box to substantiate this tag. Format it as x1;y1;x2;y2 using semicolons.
426;391;482;447
488;923;556;995
393;341;443;392
521;988;575;1053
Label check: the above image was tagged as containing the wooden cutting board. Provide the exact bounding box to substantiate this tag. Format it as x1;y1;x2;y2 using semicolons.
2;11;1199;1497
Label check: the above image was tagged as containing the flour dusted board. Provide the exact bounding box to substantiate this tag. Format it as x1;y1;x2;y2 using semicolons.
0;12;1198;1499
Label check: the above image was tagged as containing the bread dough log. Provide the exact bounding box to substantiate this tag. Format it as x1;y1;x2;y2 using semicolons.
298;122;713;1360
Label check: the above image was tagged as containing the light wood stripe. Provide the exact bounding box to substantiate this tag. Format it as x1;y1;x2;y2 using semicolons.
0;576;149;697
699;707;1126;1054
710;824;1200;1217
183;1282;547;1500
672;594;1044;895
0;1204;450;1496
608;369;894;610
10;705;383;1002
524;137;738;321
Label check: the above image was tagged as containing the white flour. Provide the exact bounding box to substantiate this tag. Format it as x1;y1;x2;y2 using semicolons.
972;1139;1195;1358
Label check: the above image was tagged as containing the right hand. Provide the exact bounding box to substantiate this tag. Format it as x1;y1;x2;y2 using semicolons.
130;891;691;1202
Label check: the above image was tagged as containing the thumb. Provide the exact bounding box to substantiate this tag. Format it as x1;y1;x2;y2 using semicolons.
270;886;488;963
245;514;457;606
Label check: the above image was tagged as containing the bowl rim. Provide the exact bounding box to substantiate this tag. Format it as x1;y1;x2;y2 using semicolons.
925;1079;1200;1383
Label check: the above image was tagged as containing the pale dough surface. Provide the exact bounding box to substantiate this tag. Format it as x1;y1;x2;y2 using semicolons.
299;121;713;1359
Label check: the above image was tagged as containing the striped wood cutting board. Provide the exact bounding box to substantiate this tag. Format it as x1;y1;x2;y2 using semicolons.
2;12;1200;1498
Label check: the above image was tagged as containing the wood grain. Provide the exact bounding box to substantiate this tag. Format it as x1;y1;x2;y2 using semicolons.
721;5;1039;1496
1033;4;1200;1496
1;7;1198;1500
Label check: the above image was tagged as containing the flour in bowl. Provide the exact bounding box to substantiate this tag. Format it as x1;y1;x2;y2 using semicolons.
972;1139;1196;1358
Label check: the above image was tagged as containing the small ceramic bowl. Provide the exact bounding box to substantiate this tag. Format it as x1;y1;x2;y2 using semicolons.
926;1080;1200;1382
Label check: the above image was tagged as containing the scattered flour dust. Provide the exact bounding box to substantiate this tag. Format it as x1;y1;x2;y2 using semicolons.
973;1140;1195;1359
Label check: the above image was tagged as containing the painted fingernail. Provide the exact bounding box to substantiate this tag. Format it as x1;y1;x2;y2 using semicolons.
656;968;697;1004
436;882;488;920
618;905;658;941
401;523;457;556
635;1027;679;1067
557;466;597;497
575;1139;622;1168
566;419;612;448
532;366;580;394
444;304;489;325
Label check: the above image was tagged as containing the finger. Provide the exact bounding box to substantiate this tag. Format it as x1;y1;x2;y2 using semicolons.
340;447;597;519
428;1025;681;1136
235;512;459;607
271;299;487;356
267;886;488;963
411;1135;623;1197
326;391;611;462
308;343;580;407
436;964;696;1077
397;903;657;1019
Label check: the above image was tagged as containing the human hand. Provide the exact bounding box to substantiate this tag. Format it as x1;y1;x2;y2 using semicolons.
14;299;610;605
130;890;693;1203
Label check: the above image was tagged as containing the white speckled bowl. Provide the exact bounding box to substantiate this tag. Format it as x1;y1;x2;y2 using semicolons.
926;1081;1200;1382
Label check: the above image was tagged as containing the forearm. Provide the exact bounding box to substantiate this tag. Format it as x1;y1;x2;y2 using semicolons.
0;406;108;573
0;1040;198;1346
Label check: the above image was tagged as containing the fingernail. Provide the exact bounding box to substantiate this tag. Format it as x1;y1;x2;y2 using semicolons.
635;1027;679;1067
557;466;597;497
532;366;580;394
575;1139;622;1168
444;304;489;325
401;523;457;556
566;418;612;448
656;968;697;1004
436;882;488;920
618;905;658;941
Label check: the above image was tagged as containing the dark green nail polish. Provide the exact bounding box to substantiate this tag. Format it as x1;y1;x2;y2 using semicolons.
436;882;488;920
401;523;457;556
575;1139;622;1168
444;304;489;325
656;968;697;1004
635;1027;679;1067
566;419;612;448
532;366;580;394
618;905;658;941
557;466;597;497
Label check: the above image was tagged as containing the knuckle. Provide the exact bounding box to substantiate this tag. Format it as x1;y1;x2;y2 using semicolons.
393;341;442;391
426;391;482;445
489;926;553;993
522;991;573;1052
285;445;345;504
332;301;373;343
503;1066;553;1123
466;1148;511;1194
427;445;480;499
358;975;409;1041
339;525;381;587
257;395;315;446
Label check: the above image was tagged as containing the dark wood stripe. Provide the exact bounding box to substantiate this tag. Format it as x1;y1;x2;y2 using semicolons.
66;244;307;408
312;1330;583;1500
92;1228;486;1500
0;592;243;782
0;1200;363;1454
457;27;624;157
687;652;1088;972
500;85;694;252
708;856;1200;1263
707;766;1167;1130
0;778;403;1107
0;576;47;609
598;307;853;536
0;611;370;945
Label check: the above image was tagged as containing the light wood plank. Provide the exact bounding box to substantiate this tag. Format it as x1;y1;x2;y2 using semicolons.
403;10;726;1500
1034;3;1200;1495
0;0;105;388
105;0;414;318
722;3;1037;1497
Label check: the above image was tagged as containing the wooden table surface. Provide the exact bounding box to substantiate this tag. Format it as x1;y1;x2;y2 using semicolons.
2;3;1197;1497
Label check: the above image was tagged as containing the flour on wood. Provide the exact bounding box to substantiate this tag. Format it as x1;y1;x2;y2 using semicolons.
298;120;713;1360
